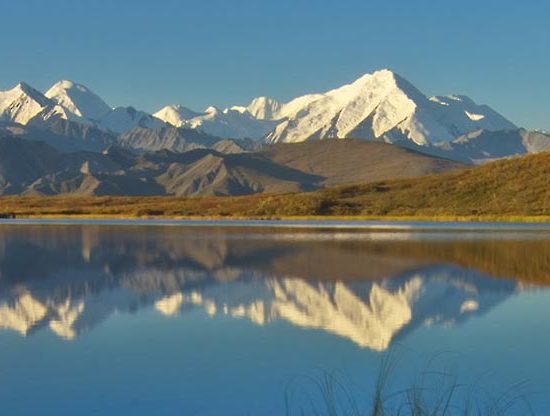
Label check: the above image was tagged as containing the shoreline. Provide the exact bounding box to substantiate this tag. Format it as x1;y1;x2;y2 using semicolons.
2;216;550;231
3;212;550;222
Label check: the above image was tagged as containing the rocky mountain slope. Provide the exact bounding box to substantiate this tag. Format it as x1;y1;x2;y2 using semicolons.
0;136;319;196
0;134;462;196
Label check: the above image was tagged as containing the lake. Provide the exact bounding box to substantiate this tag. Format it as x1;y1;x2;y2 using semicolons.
0;221;549;415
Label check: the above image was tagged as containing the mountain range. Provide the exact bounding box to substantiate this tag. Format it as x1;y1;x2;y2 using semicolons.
0;137;462;196
1;70;549;196
1;70;549;155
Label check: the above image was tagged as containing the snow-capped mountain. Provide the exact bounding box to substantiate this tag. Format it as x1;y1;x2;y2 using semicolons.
154;104;278;140
0;81;168;135
429;95;515;132
0;82;89;127
183;106;278;140
153;104;200;126
0;82;54;124
234;96;283;119
255;70;516;145
430;128;550;163
45;80;111;121
241;94;326;121
0;71;522;143
98;106;165;134
0;70;538;160
216;70;515;145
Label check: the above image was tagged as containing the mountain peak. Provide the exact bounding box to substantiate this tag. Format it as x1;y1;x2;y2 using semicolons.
204;106;220;114
49;80;97;96
350;69;425;102
98;106;164;133
153;104;200;127
366;67;397;78
352;68;401;85
50;79;77;89
265;68;516;145
246;96;282;119
0;82;52;124
429;94;516;132
45;80;111;121
249;96;279;105
15;81;34;91
1;70;522;149
11;82;50;104
433;94;476;106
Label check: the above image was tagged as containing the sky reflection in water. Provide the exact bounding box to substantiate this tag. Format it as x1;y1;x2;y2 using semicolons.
0;223;549;415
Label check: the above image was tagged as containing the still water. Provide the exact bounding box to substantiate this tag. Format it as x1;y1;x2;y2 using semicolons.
0;221;549;415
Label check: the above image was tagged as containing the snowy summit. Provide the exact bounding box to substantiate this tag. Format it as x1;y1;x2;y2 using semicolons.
1;69;516;145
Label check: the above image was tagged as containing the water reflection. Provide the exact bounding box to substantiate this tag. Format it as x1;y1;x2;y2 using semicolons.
0;225;547;350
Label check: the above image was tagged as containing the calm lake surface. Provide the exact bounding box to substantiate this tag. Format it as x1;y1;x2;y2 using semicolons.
1;221;549;415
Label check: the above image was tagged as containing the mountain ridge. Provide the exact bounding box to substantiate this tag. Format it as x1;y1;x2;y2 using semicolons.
0;135;463;196
45;80;111;121
1;70;549;163
0;70;518;141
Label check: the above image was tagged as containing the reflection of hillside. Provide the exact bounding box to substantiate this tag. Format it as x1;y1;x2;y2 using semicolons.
390;240;550;285
1;226;549;286
0;225;532;347
261;239;550;284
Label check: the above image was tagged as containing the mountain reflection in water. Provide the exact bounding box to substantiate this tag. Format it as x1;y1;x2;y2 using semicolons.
0;225;547;350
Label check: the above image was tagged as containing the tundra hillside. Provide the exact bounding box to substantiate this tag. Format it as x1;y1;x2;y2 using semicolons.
0;152;549;219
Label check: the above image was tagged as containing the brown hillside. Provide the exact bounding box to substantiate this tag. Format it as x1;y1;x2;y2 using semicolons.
1;152;549;218
260;140;465;186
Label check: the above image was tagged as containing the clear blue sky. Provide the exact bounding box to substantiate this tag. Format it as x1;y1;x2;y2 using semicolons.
1;0;549;130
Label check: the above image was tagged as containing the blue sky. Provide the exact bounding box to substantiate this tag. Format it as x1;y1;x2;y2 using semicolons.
1;0;549;129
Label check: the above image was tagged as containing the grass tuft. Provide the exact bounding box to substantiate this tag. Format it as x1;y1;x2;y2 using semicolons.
284;353;535;416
